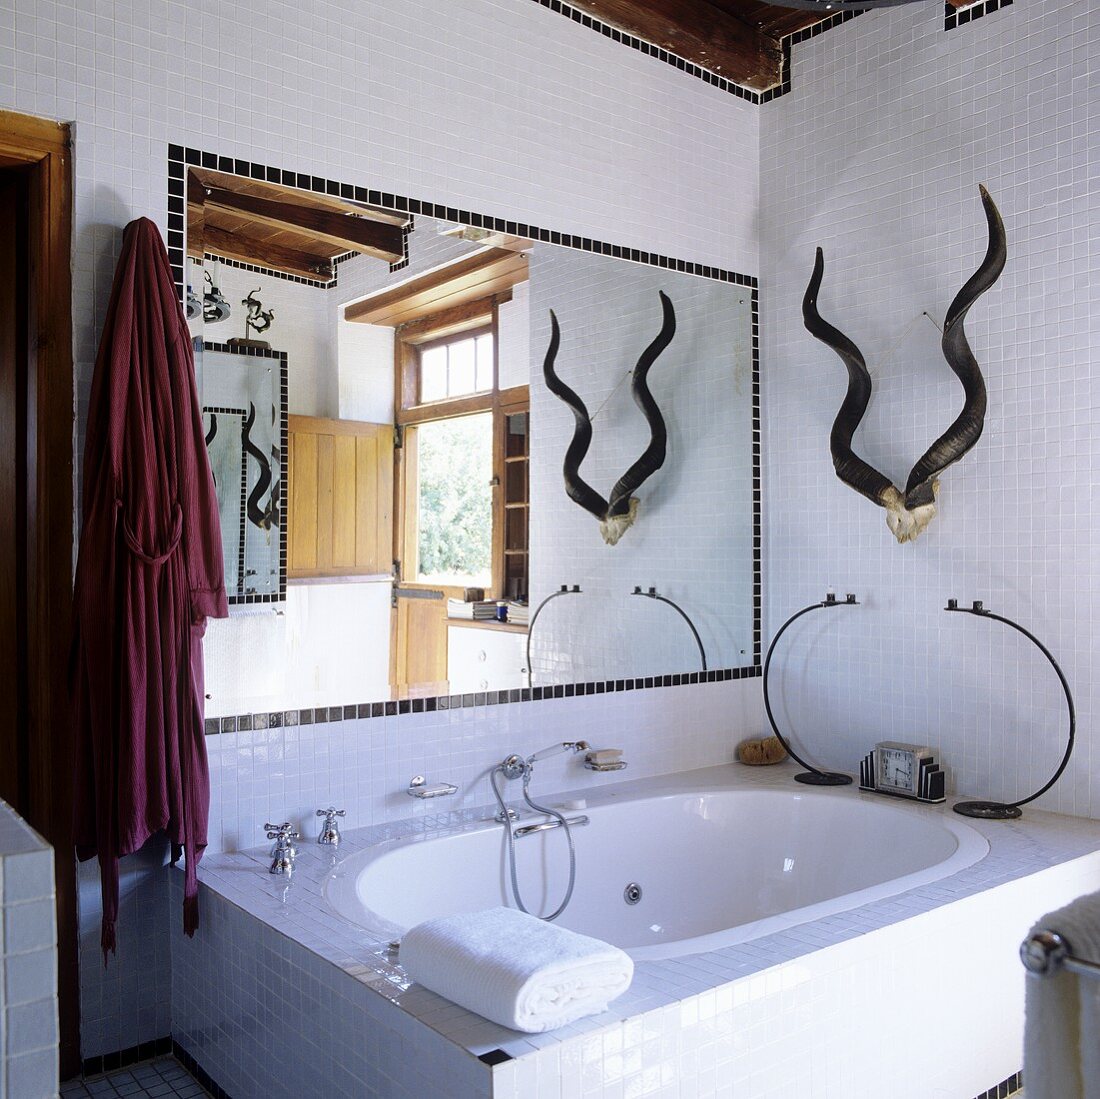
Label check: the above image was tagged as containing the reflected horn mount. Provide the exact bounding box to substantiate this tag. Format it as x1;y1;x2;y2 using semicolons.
542;291;674;545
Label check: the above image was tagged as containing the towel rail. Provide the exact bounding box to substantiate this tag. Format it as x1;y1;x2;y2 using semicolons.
1021;930;1100;979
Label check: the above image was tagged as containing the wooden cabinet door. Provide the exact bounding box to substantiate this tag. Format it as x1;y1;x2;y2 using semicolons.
287;415;393;578
391;591;448;692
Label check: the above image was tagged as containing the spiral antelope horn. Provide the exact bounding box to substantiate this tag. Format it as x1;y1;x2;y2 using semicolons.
542;293;676;545
904;184;1006;509
803;248;898;513
542;309;612;523
607;290;674;518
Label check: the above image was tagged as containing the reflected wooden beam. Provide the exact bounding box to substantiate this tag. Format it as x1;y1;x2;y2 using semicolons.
568;0;781;89
193;181;405;262
198;225;335;282
344;249;529;327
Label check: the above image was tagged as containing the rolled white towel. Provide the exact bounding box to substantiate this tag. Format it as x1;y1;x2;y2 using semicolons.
400;907;634;1033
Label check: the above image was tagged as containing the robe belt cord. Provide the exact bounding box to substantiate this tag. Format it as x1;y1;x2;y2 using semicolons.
117;500;183;564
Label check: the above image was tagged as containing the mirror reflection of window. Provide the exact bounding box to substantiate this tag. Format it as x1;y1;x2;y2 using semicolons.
419;332;494;402
413;412;493;587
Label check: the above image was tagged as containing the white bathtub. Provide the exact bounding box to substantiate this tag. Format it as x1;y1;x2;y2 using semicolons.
324;786;988;959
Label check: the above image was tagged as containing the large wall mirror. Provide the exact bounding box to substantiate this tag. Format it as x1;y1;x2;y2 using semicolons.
182;157;757;719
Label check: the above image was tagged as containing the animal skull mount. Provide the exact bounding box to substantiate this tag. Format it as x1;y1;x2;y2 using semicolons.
542;291;674;545
803;185;1007;544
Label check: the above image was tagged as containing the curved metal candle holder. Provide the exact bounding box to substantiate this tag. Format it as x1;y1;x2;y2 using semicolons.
762;592;859;786
525;584;583;687
945;599;1076;820
631;586;707;672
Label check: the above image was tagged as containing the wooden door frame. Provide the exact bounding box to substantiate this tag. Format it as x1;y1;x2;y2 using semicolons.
0;109;78;1077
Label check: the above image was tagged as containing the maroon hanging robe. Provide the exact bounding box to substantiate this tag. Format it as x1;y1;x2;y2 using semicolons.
72;217;228;958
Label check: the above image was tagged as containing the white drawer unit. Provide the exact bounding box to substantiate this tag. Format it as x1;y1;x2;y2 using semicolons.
447;623;527;693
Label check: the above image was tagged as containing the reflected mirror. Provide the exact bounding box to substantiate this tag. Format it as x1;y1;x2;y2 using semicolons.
199;343;286;602
185;165;756;717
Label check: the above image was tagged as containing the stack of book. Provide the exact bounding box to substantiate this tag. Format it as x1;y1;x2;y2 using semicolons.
446;598;500;621
506;601;529;626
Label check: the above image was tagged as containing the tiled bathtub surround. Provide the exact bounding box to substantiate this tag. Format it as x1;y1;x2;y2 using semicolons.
0;800;59;1099
176;764;1100;1097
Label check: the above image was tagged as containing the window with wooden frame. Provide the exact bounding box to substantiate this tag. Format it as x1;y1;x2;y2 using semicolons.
394;294;529;599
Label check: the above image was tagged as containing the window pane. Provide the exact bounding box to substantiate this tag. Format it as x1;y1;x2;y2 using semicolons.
416;413;492;587
448;337;476;396
476;334;494;392
420;345;447;402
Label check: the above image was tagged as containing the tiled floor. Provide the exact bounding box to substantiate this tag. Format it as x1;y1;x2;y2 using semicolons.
61;1057;209;1098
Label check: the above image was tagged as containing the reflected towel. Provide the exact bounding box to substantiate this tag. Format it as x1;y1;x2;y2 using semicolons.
400;907;634;1033
1025;890;1100;1099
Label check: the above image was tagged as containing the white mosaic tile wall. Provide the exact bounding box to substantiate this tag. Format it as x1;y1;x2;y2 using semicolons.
205;678;761;856
0;800;59;1098
3;0;760;1061
759;0;1100;817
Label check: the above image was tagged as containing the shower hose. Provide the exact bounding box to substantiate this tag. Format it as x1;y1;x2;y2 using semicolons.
490;764;576;921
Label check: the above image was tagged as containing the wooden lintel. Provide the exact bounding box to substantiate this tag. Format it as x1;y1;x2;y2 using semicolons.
197;223;335;282
194;183;405;262
567;0;782;90
344;249;529;327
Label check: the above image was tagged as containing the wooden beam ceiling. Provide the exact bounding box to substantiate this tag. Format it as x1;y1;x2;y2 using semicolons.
344;249;529;328
565;0;847;91
187;167;408;282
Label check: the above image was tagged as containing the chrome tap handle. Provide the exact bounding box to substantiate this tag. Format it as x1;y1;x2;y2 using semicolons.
264;824;299;874
316;807;346;845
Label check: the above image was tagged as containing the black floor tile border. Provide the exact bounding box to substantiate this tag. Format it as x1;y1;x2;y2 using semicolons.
78;1035;173;1079
171;142;763;733
173;1040;232;1099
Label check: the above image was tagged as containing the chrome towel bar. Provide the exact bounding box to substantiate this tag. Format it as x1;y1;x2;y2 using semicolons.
1021;930;1100;979
513;814;589;839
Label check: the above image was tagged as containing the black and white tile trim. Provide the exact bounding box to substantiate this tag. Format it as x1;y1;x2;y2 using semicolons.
202;665;761;736
194;250;357;291
532;0;864;103
534;0;1012;102
171;144;762;717
945;0;1012;32
168;146;758;304
972;1070;1023;1099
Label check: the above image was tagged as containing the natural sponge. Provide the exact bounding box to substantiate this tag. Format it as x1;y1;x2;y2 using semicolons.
736;735;788;766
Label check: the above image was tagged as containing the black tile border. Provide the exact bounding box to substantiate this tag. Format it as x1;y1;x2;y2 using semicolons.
534;0;1011;103
77;1035;172;1081
194;250;357;291
172;143;762;732
173;1040;234;1099
531;0;868;104
200;341;288;606
971;1069;1023;1099
945;0;1012;31
529;0;761;102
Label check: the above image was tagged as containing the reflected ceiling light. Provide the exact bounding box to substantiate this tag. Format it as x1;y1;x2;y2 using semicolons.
769;0;936;9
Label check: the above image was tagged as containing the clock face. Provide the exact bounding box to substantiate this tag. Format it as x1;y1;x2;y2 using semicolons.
878;747;916;793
